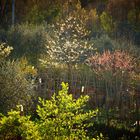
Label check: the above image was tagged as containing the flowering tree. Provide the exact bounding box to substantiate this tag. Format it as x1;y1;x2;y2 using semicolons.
86;50;135;122
43;15;94;66
87;50;134;74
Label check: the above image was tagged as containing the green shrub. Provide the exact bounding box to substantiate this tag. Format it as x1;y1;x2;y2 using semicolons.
0;110;41;140
0;59;36;113
0;44;36;114
1;24;47;65
0;83;100;140
37;82;98;139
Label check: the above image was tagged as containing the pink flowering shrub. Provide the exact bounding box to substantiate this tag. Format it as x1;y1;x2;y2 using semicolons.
86;50;134;74
86;50;136;118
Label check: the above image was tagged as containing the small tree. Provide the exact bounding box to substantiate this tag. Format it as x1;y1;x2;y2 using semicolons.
86;50;134;124
40;15;95;87
37;82;98;139
42;15;94;66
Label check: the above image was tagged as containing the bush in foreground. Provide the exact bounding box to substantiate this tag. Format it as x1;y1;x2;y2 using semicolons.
0;83;99;140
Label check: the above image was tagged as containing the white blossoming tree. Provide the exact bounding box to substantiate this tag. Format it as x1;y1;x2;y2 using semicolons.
42;15;95;66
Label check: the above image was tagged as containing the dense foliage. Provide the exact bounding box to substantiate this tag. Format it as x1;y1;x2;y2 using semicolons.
1;0;140;44
0;83;99;140
0;43;37;114
0;0;139;139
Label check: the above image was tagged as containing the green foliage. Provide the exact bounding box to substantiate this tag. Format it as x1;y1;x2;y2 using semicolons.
0;83;100;139
130;63;140;89
128;9;140;31
93;133;105;140
18;57;37;76
91;35;116;52
0;44;36;113
0;110;41;140
5;24;46;65
25;5;46;24
88;9;100;32
100;12;115;32
24;1;63;24
0;59;35;113
37;82;98;139
45;5;61;23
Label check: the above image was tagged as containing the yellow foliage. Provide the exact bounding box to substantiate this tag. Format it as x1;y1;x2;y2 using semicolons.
18;57;37;76
130;72;140;87
0;43;13;60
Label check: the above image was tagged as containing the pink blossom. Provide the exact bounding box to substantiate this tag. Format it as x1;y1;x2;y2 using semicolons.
87;50;134;73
